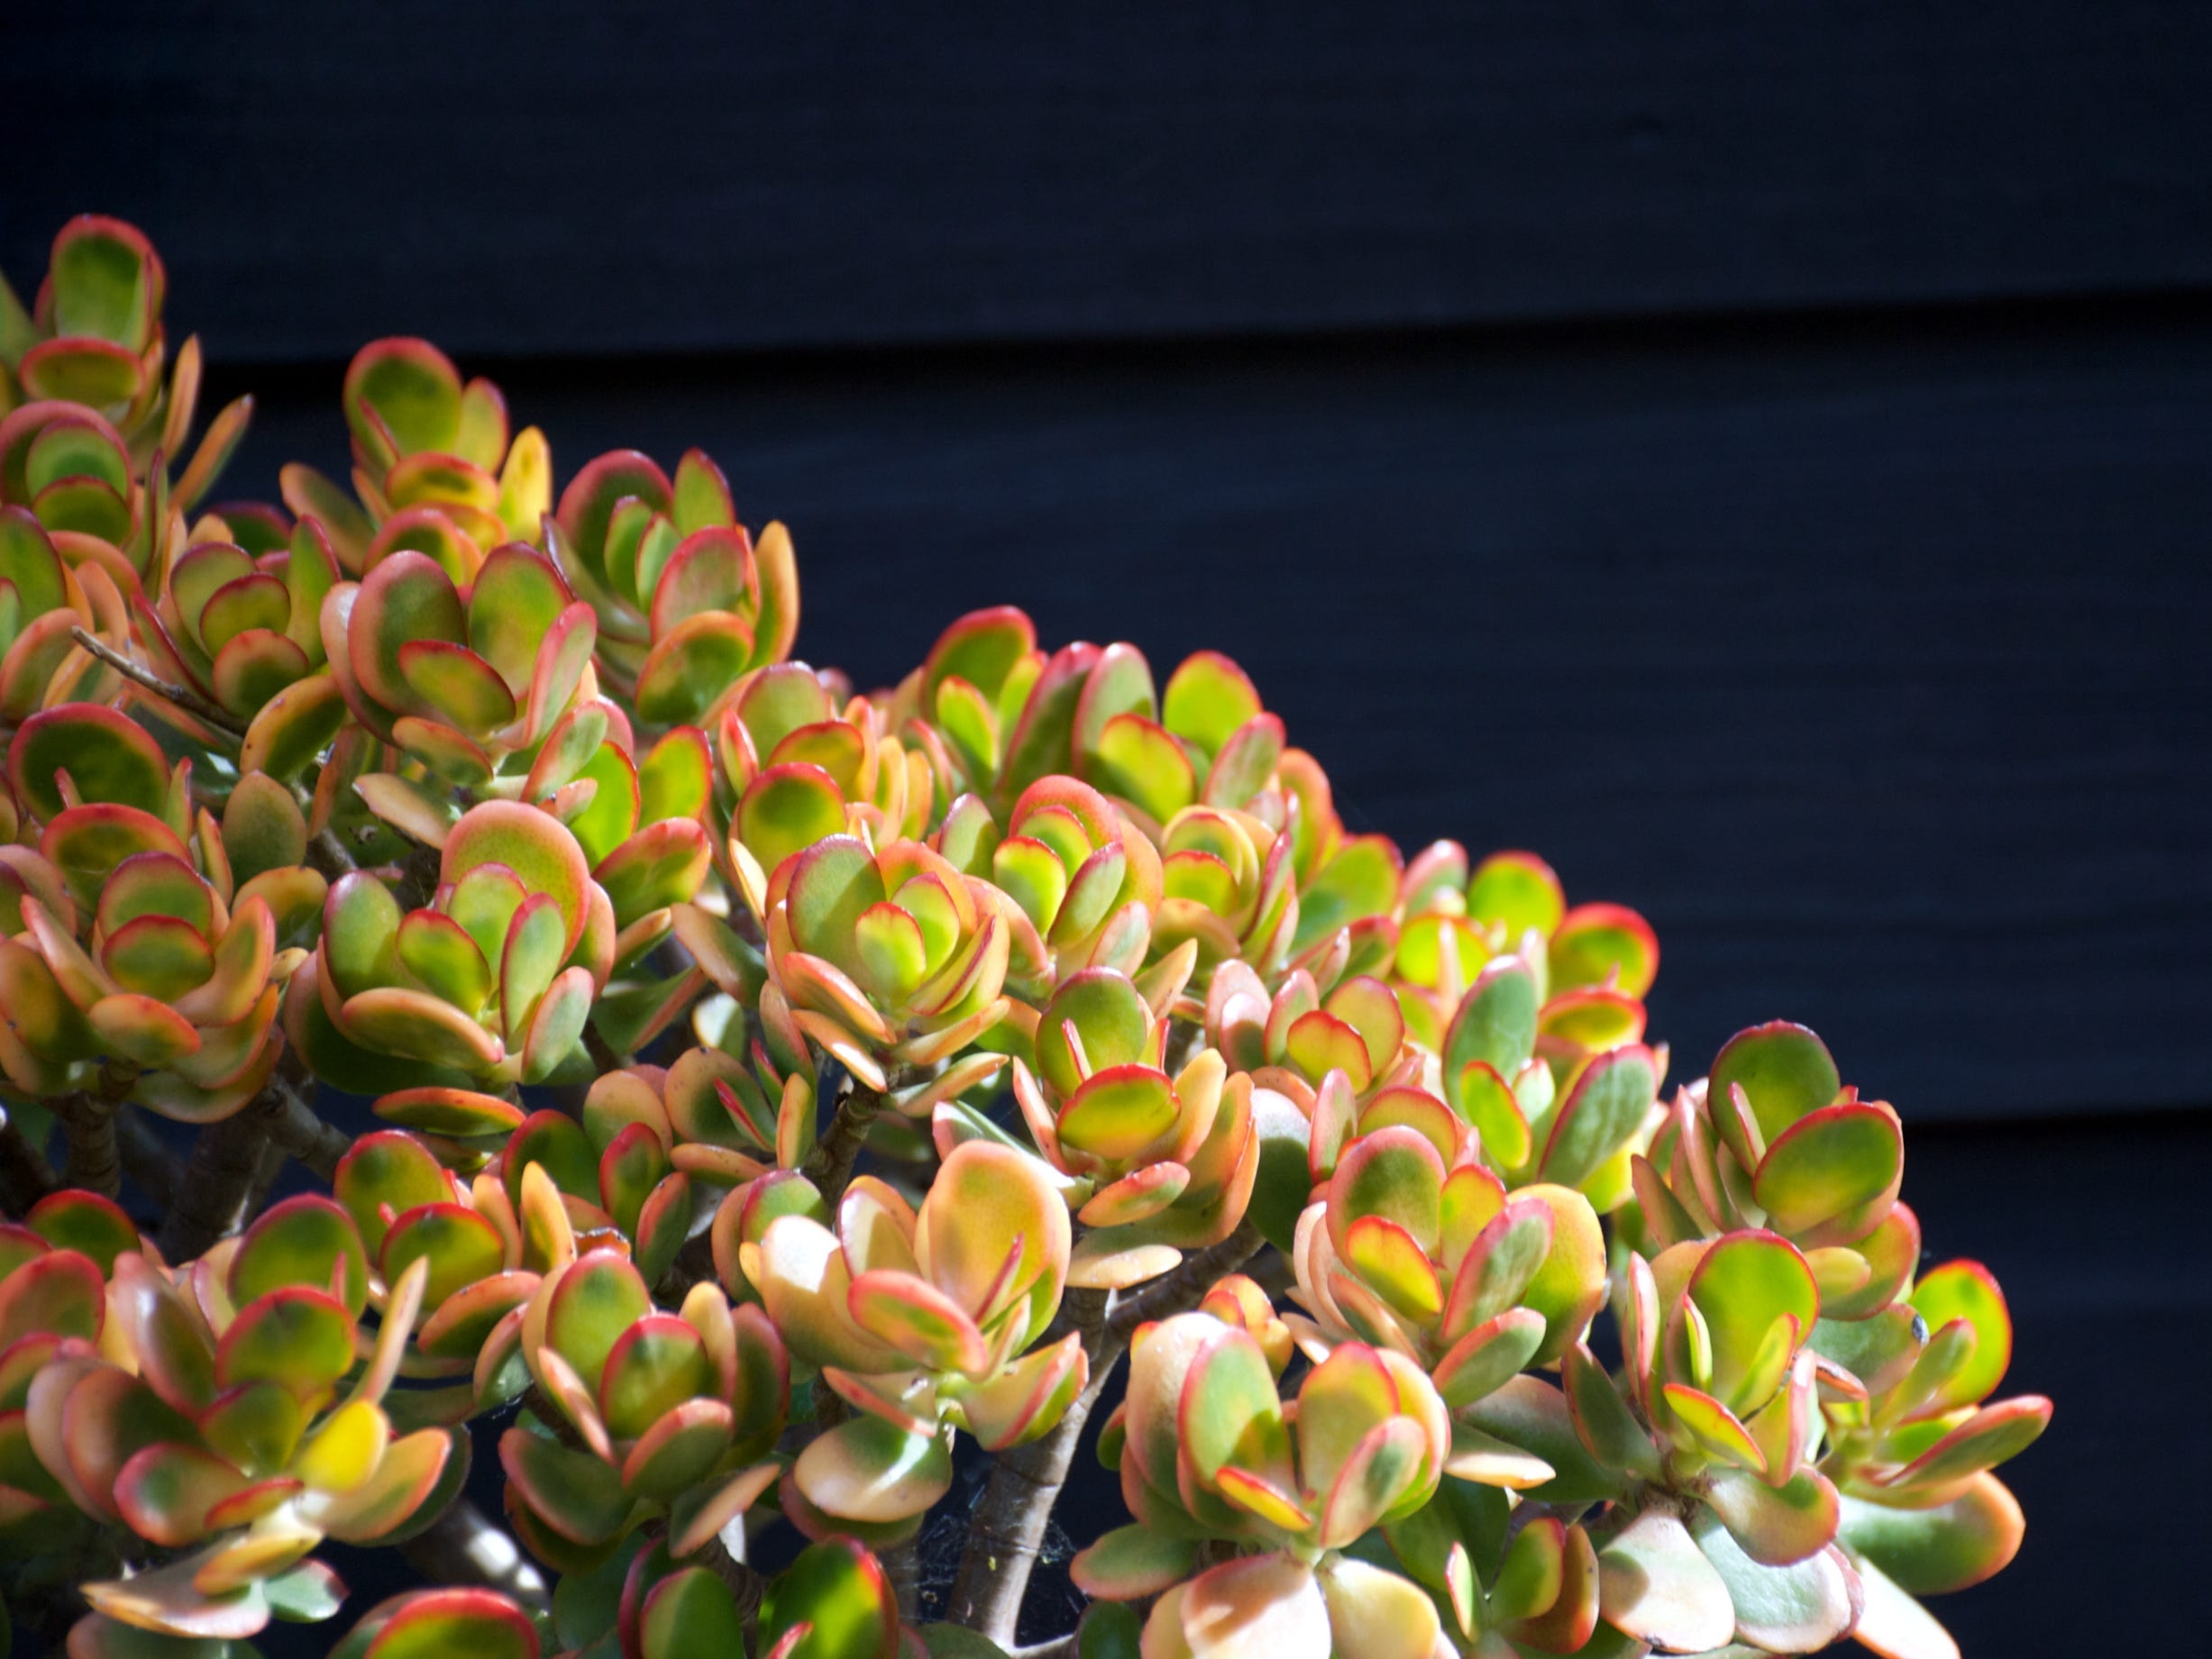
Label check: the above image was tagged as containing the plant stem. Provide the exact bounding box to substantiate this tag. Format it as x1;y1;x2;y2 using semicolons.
157;1097;274;1260
262;1078;352;1181
946;1222;1266;1645
393;842;445;910
398;1499;552;1612
521;1383;596;1454
802;1069;883;1202
307;827;358;880
946;1286;1112;1644
243;1137;288;1216
584;1023;626;1076
1105;1221;1266;1340
54;1092;122;1198
695;1528;770;1635
69;626;245;737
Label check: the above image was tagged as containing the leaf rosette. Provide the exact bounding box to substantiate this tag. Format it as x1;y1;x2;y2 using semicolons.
1814;1257;2051;1659
324;539;604;843
1635;1023;1914;1318
964;965;1261;1290
2;706;320;1119
939;774;1165;999
1469;1230;1865;1656
544;445;798;725
133;517;343;742
499;1249;788;1575
709;660;949;884
10;1207;459;1644
1287;1125;1607;1457
744;1142;1084;1540
280;337;551;580
284;800;610;1088
1077;1306;1451;1659
1398;845;1660;1080
748;833;1014;1094
0;506;131;730
2;216;252;592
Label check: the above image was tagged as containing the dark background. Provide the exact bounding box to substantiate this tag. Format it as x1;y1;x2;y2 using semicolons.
5;3;2208;1653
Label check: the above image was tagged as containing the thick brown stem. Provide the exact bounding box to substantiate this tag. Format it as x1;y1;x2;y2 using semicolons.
398;1499;551;1611
263;1080;351;1181
1106;1221;1266;1340
54;1093;122;1199
393;842;446;911
306;826;358;880
945;1288;1115;1644
157;1099;274;1260
948;1224;1267;1643
802;1071;884;1202
696;1528;769;1635
69;626;246;737
0;1109;56;1213
522;1384;595;1454
584;1024;626;1076
244;1137;288;1217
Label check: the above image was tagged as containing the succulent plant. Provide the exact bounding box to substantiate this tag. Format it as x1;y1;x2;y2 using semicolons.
746;1141;1084;1538
710;662;947;866
990;965;1262;1289
498;1253;788;1573
1461;1227;1863;1655
958;775;1165;997
0;213;2047;1659
280;337;551;579
749;833;1014;1093
324;540;605;843
1376;1479;1604;1659
0;506;133;730
1634;1023;1916;1321
2;216;251;584
550;1529;914;1659
6;1203;460;1645
1076;1306;1452;1659
544;445;798;724
0;704;321;1124
1817;1259;2051;1657
1286;1127;1608;1436
328;1586;543;1659
285;800;608;1088
133;516;349;769
1397;845;1660;1078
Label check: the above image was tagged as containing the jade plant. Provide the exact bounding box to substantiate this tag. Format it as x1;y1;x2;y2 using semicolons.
0;215;2046;1659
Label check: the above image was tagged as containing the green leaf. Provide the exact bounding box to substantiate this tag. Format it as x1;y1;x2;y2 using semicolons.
1708;1022;1840;1168
1076;1603;1143;1659
1443;958;1538;1087
1906;1261;2013;1413
760;1537;901;1659
922;1625;1014;1659
1537;1045;1655;1191
1464;851;1563;941
1837;1475;2025;1596
1753;1101;1902;1237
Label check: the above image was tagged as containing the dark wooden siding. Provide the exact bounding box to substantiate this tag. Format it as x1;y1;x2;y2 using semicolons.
5;4;2212;359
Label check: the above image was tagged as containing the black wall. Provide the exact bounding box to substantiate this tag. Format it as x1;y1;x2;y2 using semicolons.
5;4;2207;1652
